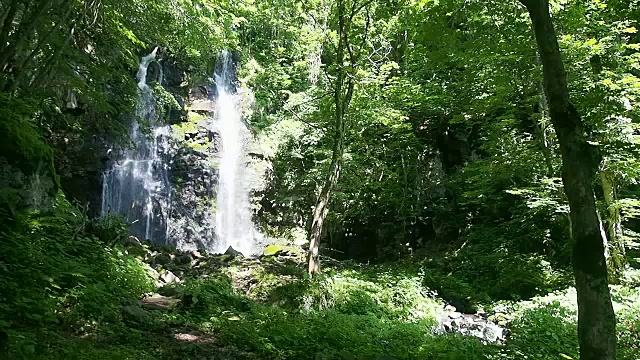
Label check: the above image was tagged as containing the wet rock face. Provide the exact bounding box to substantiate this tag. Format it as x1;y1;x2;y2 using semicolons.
164;77;267;252
53;129;110;216
167;119;219;250
434;308;506;344
95;53;268;251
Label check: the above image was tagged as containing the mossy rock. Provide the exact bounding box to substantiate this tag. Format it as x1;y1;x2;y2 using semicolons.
121;305;151;323
154;253;172;265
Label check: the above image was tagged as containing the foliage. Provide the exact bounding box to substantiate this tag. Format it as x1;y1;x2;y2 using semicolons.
0;95;55;180
151;82;182;122
3;0;640;358
490;286;640;360
172;265;493;360
88;213;131;246
421;222;573;309
0;195;154;332
505;301;579;359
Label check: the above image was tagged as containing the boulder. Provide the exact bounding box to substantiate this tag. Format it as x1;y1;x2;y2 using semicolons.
176;254;193;265
122;304;150;322
191;258;203;267
145;264;160;281
263;244;284;256
141;293;180;311
434;310;506;344
224;246;243;257
126;235;142;247
189;99;214;112
159;270;181;285
153;253;172;265
125;236;149;257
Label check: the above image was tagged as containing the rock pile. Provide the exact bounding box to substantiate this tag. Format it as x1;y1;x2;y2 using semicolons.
434;306;506;344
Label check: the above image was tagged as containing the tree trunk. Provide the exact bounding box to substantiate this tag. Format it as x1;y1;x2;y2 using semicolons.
600;167;626;282
534;53;555;176
307;127;344;275
519;1;617;359
307;0;354;276
0;0;52;70
0;0;21;68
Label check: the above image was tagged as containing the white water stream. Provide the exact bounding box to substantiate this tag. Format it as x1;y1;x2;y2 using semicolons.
101;48;172;243
212;51;259;255
101;50;260;254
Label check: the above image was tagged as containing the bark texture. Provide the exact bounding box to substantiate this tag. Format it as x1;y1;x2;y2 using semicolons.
307;0;355;275
600;168;626;281
519;0;617;359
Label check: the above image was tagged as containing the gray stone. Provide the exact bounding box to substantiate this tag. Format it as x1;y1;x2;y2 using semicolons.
435;309;506;344
224;246;243;257
160;270;181;285
122;305;150;322
141;293;180;311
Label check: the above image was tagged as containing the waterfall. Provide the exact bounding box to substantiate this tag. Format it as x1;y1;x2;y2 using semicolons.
100;49;261;253
101;48;172;243
213;51;259;255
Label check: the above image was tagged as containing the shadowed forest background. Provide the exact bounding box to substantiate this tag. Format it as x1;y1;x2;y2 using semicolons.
1;0;640;359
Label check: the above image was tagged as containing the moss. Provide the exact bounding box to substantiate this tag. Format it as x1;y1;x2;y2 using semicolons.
0;94;59;194
151;82;181;121
172;111;212;153
187;111;206;122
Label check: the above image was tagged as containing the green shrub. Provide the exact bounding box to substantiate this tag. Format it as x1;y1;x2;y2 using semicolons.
178;277;251;318
0;94;57;185
422;227;572;309
88;214;130;246
504;301;578;359
493;287;640;360
614;286;640;360
169;265;491;359
0;194;154;331
215;305;490;359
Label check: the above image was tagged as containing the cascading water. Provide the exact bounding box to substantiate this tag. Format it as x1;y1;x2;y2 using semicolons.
212;51;259;255
101;48;172;243
100;49;262;253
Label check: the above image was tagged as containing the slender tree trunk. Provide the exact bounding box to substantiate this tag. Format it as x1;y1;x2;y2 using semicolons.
0;0;21;65
307;127;344;275
307;0;329;85
534;54;555;176
0;0;52;68
600;167;626;281
307;0;354;276
519;1;617;359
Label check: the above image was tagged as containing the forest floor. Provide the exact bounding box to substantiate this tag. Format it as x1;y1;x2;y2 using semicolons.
7;241;640;360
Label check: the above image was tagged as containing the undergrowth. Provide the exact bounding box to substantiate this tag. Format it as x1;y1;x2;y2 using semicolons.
0;194;155;359
174;274;492;359
2;199;640;359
